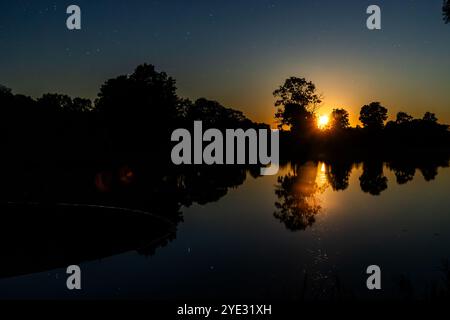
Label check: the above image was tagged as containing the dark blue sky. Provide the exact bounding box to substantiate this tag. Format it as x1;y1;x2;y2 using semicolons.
1;0;449;125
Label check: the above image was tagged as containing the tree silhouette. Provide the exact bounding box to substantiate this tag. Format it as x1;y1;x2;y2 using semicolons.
0;85;12;98
444;0;450;23
71;98;93;112
274;163;322;231
389;162;416;185
273;77;321;133
423;112;438;123
37;94;73;112
181;98;254;129
419;165;439;181
330;108;350;130
396;112;413;125
394;167;415;185
326;161;353;191
1;85;16;115
37;94;92;112
2;63;449;166
94;64;179;149
359;102;388;131
95;64;178;120
359;161;388;196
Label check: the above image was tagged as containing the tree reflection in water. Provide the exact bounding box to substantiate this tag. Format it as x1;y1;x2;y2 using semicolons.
388;161;416;185
326;161;353;191
1;155;448;277
359;161;388;196
0;161;251;279
274;156;449;232
274;162;324;231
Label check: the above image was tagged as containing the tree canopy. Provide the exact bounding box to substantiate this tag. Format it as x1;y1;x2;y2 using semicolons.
444;0;450;23
396;112;413;124
95;64;179;122
273;77;321;133
359;102;388;130
37;94;92;113
330;108;350;130
273;77;321;110
423;112;438;123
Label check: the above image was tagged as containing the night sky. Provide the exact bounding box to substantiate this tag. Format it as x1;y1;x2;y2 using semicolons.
1;0;449;126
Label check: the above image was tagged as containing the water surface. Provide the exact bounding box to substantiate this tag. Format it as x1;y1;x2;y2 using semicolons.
0;160;449;301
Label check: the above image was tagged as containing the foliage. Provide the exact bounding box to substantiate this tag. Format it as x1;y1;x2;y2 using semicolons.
396;112;413;124
330;108;350;130
359;102;388;130
444;0;450;23
273;77;321;133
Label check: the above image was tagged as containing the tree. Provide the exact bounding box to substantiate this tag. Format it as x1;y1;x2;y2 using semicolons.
396;112;413;124
274;77;322;109
273;77;321;133
275;103;317;134
37;93;73;112
422;112;438;123
444;0;450;23
0;85;12;98
0;85;13;107
95;64;180;147
36;94;92;112
359;102;388;130
95;64;178;120
330;108;350;130
71;97;93;112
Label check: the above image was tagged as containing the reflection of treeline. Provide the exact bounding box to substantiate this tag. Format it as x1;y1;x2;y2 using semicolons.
0;64;265;160
1;159;256;219
0;158;256;269
274;163;322;231
274;157;449;231
0;156;260;272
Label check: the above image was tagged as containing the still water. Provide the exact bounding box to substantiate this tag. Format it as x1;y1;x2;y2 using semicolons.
0;160;449;301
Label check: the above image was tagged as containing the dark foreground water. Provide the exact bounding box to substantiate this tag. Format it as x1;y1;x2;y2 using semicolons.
0;161;450;301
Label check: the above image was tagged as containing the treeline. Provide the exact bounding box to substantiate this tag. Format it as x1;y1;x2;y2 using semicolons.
0;64;265;162
273;77;450;158
444;0;450;24
318;104;450;156
1;64;449;163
